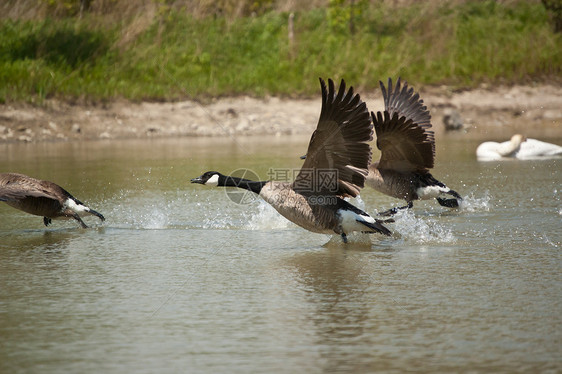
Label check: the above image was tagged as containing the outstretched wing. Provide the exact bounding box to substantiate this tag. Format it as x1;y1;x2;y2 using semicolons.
374;78;435;171
0;173;68;202
381;77;432;130
0;184;55;203
294;78;373;198
372;111;434;172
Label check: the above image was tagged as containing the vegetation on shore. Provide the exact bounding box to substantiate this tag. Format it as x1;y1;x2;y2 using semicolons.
0;0;560;104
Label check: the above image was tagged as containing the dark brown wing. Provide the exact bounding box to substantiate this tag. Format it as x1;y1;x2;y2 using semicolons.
375;78;435;171
294;78;373;198
372;111;434;172
0;187;50;201
0;173;69;202
381;77;432;130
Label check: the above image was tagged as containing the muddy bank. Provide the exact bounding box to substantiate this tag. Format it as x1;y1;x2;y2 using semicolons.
1;83;561;143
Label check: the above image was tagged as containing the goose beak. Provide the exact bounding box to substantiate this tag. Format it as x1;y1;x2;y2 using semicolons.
90;209;105;222
191;176;204;184
300;154;307;160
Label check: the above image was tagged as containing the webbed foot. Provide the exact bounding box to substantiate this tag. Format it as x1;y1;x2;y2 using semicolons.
379;201;413;216
437;197;460;208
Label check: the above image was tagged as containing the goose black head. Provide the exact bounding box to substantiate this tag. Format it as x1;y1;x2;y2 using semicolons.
191;171;222;186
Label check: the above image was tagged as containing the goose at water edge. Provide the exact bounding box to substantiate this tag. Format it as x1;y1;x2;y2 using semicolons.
0;172;105;228
476;134;562;161
191;78;391;243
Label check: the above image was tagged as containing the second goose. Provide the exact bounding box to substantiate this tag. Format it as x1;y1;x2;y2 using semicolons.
367;78;462;216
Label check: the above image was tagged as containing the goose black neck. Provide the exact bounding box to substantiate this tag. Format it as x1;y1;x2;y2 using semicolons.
219;175;267;194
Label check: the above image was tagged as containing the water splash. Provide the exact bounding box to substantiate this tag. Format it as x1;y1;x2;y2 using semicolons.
106;190;172;229
186;191;249;230
133;208;169;229
391;209;456;244
200;208;246;230
244;200;292;230
186;192;292;231
349;195;366;210
539;233;560;248
101;188;486;243
121;191;293;231
458;190;491;212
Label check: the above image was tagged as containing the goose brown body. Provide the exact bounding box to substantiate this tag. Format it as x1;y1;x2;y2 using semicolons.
367;163;419;201
0;173;105;228
258;181;378;235
258;181;337;234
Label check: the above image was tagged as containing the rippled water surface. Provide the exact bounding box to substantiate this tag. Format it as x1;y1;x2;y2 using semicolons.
1;134;561;373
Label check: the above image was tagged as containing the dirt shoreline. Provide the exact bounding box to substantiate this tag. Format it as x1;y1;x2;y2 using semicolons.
1;83;561;143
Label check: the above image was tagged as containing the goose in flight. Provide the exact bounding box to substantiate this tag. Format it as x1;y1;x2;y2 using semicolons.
192;78;391;243
0;172;105;228
367;78;462;216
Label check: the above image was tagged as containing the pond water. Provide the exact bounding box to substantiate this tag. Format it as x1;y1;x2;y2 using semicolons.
0;133;561;373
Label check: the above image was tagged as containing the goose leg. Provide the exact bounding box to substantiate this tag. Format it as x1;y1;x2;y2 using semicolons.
43;217;52;226
436;197;459;208
341;233;348;243
379;201;413;217
71;213;89;228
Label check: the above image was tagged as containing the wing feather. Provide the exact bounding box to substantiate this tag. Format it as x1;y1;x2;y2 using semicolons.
294;78;373;197
0;173;70;202
382;77;432;130
372;111;434;172
374;78;435;171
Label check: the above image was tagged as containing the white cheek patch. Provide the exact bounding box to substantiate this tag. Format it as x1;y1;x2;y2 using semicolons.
65;198;89;214
206;174;220;186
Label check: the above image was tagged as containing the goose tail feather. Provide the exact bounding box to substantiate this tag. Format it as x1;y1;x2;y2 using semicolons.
358;219;392;236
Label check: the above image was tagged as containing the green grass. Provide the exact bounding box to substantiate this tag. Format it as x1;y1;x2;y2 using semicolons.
0;1;560;104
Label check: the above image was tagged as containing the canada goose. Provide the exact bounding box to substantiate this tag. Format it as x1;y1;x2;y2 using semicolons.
476;134;562;160
0;173;105;228
191;78;391;243
368;78;462;216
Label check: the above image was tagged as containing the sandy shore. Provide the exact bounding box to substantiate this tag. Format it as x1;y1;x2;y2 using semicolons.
1;83;561;143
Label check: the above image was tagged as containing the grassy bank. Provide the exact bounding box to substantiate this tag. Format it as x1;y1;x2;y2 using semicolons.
0;0;560;104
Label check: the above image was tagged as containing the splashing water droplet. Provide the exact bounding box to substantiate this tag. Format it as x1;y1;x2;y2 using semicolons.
245;200;292;230
459;191;492;212
391;210;456;244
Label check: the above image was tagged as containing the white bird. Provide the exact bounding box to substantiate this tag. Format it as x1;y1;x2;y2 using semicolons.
476;134;562;161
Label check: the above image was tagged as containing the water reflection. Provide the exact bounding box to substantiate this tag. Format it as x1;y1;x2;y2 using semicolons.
285;247;396;371
0;229;76;252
